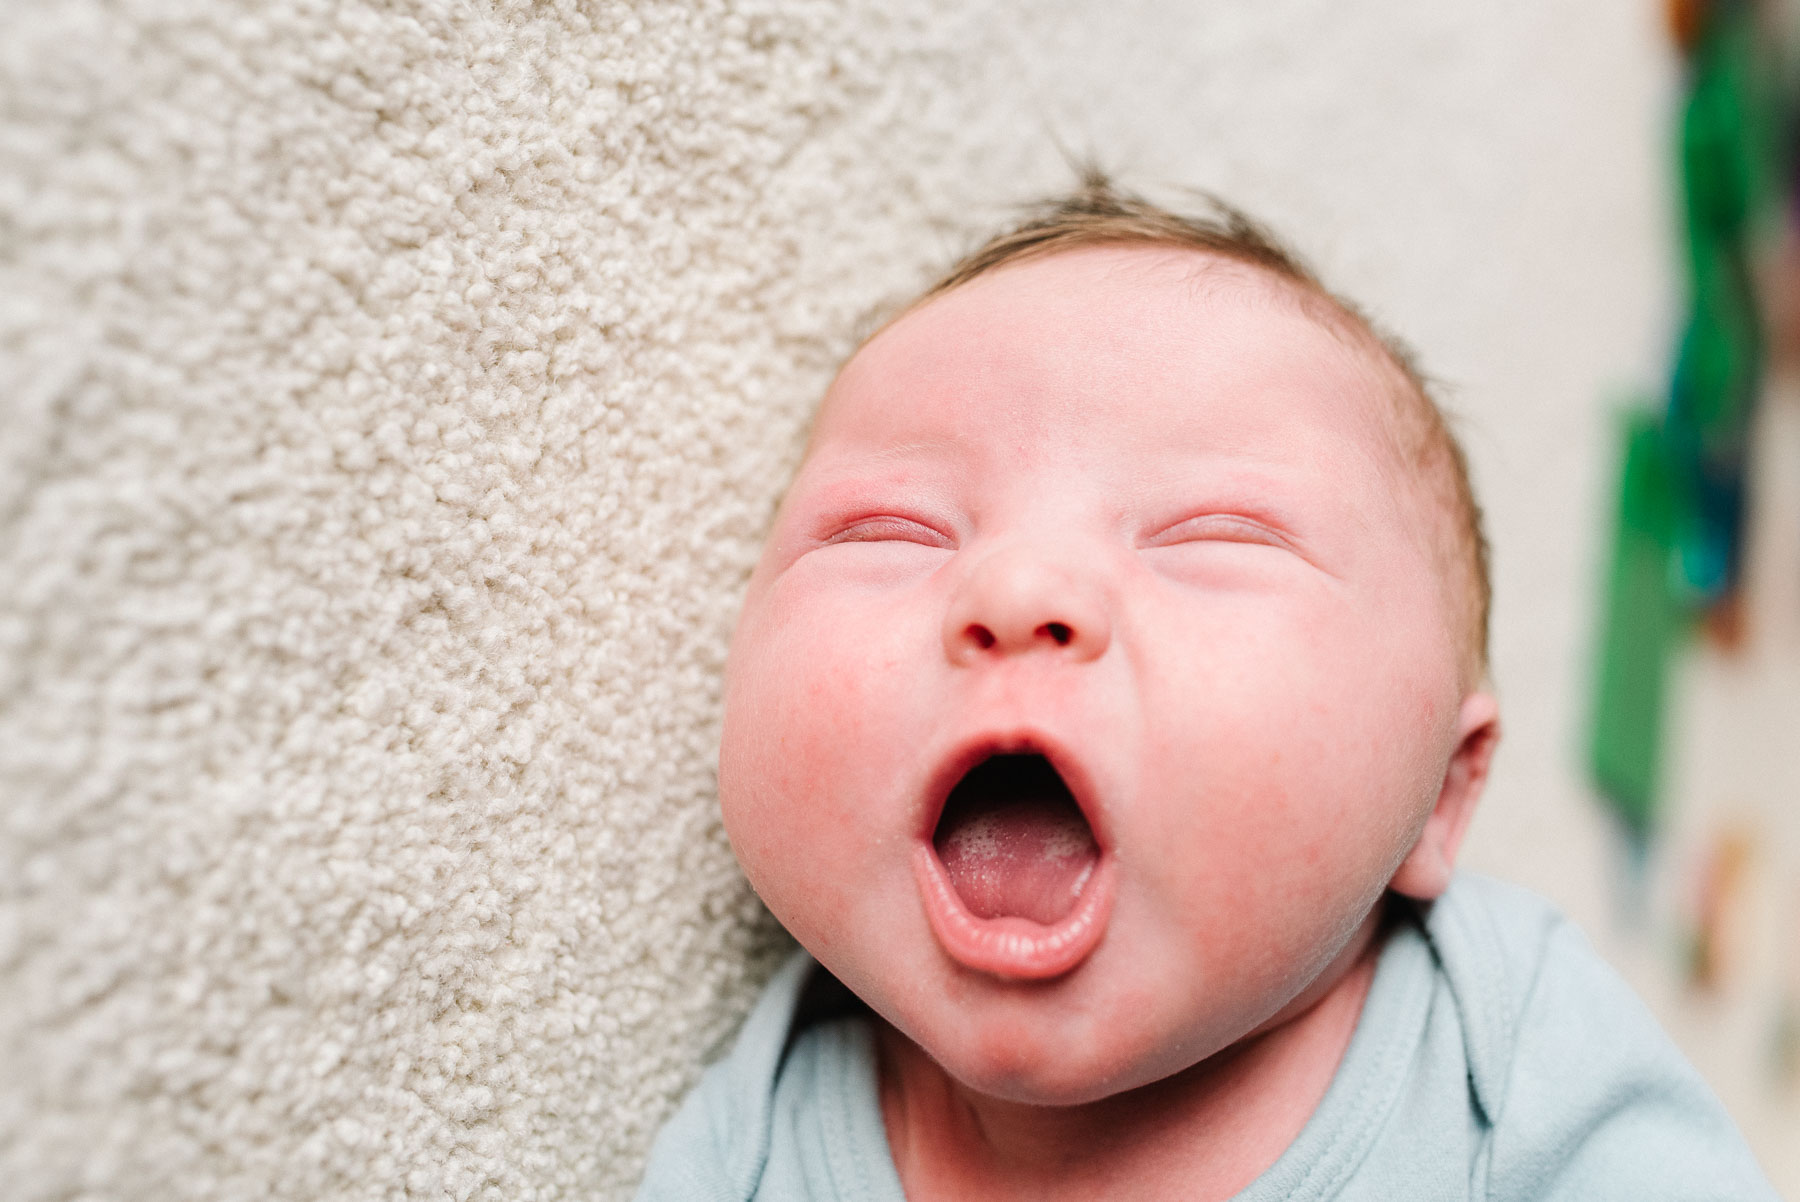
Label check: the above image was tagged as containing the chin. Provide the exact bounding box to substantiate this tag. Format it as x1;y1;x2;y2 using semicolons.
944;1053;1115;1107
903;993;1176;1107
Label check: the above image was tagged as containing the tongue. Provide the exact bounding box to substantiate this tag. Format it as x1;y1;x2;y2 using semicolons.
934;757;1099;925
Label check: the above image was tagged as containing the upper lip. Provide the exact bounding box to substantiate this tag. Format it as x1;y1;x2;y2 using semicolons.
918;727;1110;852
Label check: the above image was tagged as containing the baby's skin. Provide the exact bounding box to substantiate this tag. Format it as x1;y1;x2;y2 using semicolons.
718;245;1501;1200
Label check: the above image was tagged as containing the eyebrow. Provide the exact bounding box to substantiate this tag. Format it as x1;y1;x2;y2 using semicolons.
800;432;971;476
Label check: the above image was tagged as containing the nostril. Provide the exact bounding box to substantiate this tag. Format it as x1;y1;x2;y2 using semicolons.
967;624;997;650
1040;622;1073;646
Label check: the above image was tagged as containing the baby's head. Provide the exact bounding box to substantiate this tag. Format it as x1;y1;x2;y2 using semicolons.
718;176;1501;1106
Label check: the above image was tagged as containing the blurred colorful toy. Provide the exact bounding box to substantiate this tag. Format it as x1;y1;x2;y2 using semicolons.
1588;0;1782;841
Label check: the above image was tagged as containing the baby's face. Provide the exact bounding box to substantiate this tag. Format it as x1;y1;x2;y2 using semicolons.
721;246;1474;1105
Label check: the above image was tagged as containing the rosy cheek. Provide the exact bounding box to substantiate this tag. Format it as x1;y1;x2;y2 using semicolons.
723;603;899;892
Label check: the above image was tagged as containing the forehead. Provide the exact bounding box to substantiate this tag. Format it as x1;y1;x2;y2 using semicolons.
813;246;1405;483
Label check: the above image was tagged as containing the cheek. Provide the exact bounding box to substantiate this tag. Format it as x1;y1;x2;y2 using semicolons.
1129;594;1446;942
717;587;925;933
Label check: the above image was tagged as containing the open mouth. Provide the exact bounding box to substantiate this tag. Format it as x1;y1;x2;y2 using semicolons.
913;746;1115;980
933;754;1099;925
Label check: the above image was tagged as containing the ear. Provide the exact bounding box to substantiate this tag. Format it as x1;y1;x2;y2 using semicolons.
1388;691;1501;902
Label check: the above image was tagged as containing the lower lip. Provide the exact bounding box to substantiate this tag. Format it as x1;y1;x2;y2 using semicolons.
912;842;1115;980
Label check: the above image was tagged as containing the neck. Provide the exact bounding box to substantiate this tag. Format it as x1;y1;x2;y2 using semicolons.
877;907;1387;1202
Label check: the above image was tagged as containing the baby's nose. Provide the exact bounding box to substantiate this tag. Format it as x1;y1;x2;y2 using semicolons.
942;548;1111;665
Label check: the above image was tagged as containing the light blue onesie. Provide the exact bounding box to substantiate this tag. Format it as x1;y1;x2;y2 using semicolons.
635;874;1779;1200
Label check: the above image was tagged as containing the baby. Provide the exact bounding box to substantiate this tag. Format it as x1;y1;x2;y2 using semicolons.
636;177;1777;1200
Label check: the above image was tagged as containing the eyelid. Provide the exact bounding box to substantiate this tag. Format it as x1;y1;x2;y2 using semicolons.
1142;512;1297;551
820;514;956;549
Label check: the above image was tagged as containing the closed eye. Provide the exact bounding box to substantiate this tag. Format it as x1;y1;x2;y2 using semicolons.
821;515;956;549
1142;513;1296;552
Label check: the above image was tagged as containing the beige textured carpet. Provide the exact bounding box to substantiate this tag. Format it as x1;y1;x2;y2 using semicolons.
1;2;1668;1198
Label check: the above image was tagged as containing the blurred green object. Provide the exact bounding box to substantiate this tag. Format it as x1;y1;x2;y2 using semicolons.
1667;0;1775;602
1590;410;1683;841
1677;0;1768;249
1586;0;1783;843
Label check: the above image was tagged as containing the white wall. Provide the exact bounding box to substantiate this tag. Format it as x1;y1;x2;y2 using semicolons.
6;1;1784;1197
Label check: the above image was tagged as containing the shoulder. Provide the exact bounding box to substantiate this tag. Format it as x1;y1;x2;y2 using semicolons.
1424;873;1777;1201
632;950;815;1202
633;951;898;1202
